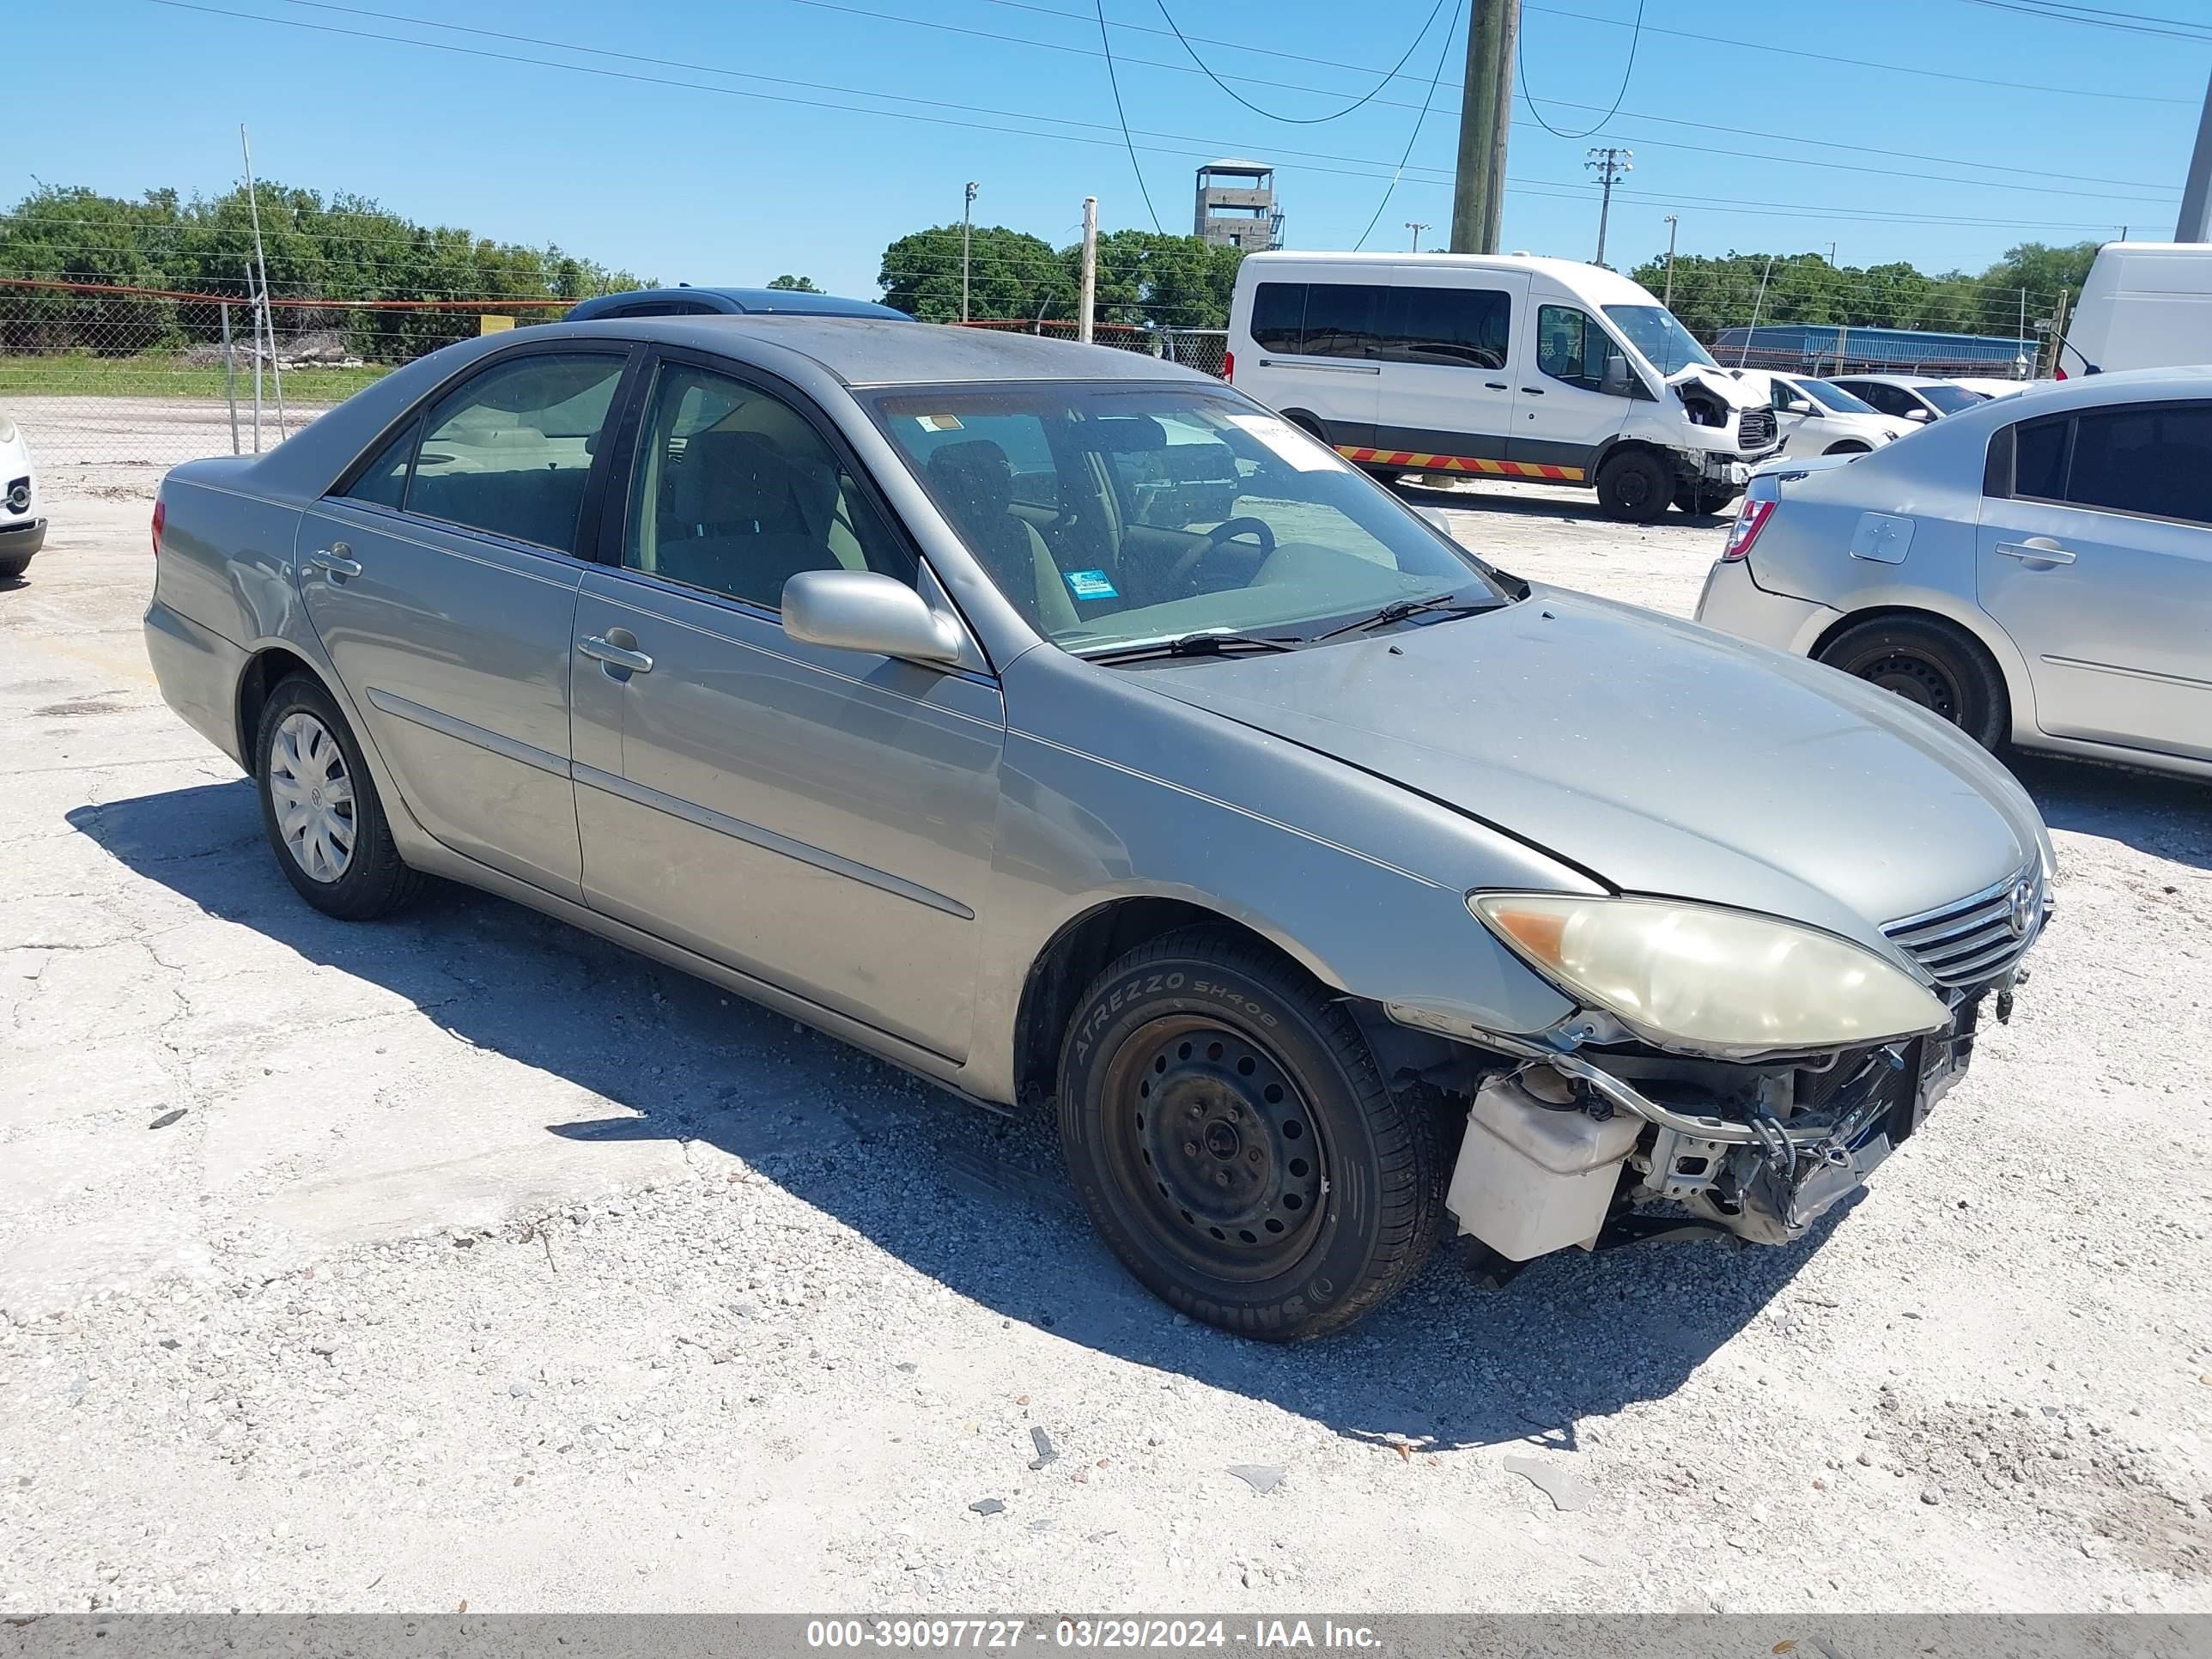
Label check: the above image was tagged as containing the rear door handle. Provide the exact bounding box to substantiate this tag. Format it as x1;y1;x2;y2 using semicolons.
1485;381;1509;391
1995;538;2076;566
578;635;654;674
1520;386;1546;395
309;544;362;580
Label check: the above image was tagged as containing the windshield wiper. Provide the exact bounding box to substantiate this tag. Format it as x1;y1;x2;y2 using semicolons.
1313;593;1495;641
1080;631;1301;665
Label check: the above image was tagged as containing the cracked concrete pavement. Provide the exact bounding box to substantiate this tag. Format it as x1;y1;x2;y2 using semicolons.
3;453;2209;1614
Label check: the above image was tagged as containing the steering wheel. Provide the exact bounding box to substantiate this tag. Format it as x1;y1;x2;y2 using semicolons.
1165;516;1277;592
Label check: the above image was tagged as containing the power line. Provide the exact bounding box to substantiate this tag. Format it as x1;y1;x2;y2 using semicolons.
1353;0;1465;248
1097;0;1162;230
1519;0;1647;140
1151;0;1449;124
1953;0;2212;39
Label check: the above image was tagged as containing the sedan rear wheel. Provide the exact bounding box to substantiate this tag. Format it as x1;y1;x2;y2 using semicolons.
1057;927;1443;1341
1817;616;2009;751
255;675;423;919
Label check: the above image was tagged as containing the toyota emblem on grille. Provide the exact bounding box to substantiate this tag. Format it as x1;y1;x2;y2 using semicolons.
2006;878;2036;939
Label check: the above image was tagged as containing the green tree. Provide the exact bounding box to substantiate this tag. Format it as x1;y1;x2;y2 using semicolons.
766;274;821;292
878;223;1073;324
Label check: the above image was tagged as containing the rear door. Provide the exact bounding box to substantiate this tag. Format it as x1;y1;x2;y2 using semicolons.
1977;400;2212;761
1237;277;1382;453
298;346;635;901
1368;265;1526;469
568;352;1006;1060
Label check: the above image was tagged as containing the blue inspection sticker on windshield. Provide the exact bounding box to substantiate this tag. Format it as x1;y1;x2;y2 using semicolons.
1065;569;1119;601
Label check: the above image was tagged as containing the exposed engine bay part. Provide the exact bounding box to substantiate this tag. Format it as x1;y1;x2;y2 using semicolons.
1443;1072;1644;1261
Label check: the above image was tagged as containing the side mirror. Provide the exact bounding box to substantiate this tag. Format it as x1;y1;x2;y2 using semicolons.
781;569;965;666
1416;505;1459;541
1600;354;1634;398
1905;407;1932;423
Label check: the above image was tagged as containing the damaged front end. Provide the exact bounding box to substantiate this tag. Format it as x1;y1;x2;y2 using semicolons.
1668;365;1781;481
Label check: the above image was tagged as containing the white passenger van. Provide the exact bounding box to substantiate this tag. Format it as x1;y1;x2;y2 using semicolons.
1226;252;1780;521
2058;242;2212;379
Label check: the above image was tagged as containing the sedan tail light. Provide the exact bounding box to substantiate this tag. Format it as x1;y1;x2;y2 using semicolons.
151;496;166;557
1721;495;1775;562
1222;349;1234;383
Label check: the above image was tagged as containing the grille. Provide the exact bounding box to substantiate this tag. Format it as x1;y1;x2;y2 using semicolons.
1883;864;2044;988
1737;407;1778;451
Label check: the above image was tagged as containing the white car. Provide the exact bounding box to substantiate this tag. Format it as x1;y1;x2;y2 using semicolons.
1768;374;1907;455
1826;374;1989;426
1949;377;2035;401
0;410;42;580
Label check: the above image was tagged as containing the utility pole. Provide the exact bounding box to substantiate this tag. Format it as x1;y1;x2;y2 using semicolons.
1586;147;1632;267
1078;196;1097;345
1661;214;1679;308
961;181;978;323
1449;0;1521;254
2179;67;2212;240
1405;221;1430;252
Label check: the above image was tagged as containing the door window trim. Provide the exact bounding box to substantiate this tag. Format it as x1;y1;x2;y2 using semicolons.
323;340;644;562
586;345;999;676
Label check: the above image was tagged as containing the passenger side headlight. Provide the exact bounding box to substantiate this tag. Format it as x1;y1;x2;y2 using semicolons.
1470;892;1948;1054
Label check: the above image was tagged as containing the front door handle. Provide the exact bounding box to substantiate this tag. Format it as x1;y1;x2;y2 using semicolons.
1995;538;2076;567
309;544;362;580
579;635;654;674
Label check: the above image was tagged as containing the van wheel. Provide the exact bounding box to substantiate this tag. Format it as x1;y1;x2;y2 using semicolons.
1671;483;1737;517
1595;451;1672;522
1817;616;2010;751
1056;927;1443;1341
254;675;424;920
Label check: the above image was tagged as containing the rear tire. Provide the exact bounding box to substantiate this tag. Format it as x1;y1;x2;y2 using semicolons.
1817;615;2010;751
254;674;424;920
1056;927;1443;1341
1596;450;1672;523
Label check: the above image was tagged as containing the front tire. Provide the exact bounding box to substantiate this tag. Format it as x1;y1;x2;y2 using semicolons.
0;551;32;581
1817;615;2010;750
254;674;423;919
1595;450;1673;523
1056;927;1442;1341
1671;483;1738;517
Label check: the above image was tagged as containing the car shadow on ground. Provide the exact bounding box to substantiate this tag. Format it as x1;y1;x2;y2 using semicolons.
1388;480;1624;526
2014;751;2212;873
73;779;1836;1451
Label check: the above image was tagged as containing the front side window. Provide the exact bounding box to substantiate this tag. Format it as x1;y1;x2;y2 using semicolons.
405;353;625;550
866;383;1510;654
1848;382;1909;418
1802;379;1879;416
1536;305;1628;392
1915;382;1984;416
2066;404;2212;524
1385;286;1510;368
1771;380;1812;415
623;363;914;610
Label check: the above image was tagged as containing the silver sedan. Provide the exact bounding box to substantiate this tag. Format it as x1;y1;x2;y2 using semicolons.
1698;366;2212;781
146;317;2051;1340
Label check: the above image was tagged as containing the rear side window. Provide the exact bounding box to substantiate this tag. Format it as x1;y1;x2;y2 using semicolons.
1384;286;1510;368
406;353;627;551
2068;404;2212;524
1301;283;1386;358
1249;283;1306;353
343;420;417;509
2010;416;2070;501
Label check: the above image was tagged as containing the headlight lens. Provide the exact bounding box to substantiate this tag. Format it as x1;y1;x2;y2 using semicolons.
0;414;16;444
1470;892;1948;1053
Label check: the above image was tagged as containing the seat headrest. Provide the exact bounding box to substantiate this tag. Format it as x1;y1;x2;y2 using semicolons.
671;428;794;529
925;440;1016;515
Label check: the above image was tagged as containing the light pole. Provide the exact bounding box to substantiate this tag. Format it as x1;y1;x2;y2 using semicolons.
961;181;978;324
1661;213;1679;308
1586;147;1632;267
1405;221;1430;252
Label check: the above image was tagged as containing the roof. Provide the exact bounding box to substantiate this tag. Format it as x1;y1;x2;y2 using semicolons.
1200;158;1272;173
566;286;908;321
573;313;1210;387
1238;249;1658;305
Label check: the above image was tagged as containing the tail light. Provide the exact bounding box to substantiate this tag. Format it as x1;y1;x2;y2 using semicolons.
1721;495;1775;562
151;496;166;557
2053;365;2068;380
1222;349;1234;383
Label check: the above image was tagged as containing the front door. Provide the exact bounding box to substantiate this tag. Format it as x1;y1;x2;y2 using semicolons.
1510;302;1635;479
298;348;633;902
1977;401;2212;761
570;356;1006;1060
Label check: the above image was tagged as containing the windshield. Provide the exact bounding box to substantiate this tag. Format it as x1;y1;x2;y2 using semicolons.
1801;378;1880;416
866;383;1510;656
1601;304;1717;374
1916;381;1986;415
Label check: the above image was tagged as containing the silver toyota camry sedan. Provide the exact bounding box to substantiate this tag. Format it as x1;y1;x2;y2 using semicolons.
145;318;2053;1340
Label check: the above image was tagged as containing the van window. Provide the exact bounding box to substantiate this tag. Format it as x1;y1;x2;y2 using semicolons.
1302;283;1386;358
1385;286;1510;369
1249;283;1306;354
1536;306;1625;393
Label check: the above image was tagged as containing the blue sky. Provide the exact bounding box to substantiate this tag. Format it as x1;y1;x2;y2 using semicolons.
13;0;2207;308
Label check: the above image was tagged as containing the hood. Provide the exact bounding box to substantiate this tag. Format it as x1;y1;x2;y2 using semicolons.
1669;363;1770;410
1140;591;2048;951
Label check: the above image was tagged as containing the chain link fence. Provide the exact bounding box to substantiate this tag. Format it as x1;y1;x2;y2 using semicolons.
953;319;1231;378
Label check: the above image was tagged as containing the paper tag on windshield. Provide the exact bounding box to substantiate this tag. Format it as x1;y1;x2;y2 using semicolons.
915;415;964;433
1224;412;1340;471
1065;568;1118;601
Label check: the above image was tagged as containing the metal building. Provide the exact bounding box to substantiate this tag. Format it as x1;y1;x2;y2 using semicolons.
1193;159;1282;251
1713;323;2035;379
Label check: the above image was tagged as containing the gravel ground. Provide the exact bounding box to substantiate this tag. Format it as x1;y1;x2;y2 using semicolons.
2;439;2209;1615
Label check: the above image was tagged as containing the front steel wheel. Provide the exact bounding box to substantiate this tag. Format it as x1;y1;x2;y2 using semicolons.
1057;927;1443;1341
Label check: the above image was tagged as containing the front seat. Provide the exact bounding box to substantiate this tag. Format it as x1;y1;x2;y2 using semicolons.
924;440;1081;635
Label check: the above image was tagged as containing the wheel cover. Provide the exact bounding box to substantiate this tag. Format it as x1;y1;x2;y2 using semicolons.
1851;651;1960;720
267;711;356;883
1101;1015;1328;1283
